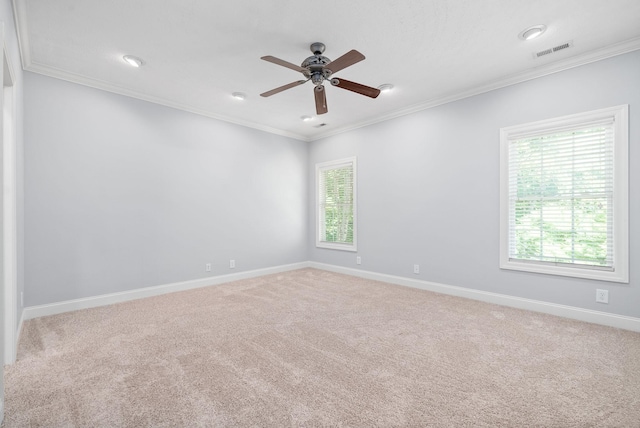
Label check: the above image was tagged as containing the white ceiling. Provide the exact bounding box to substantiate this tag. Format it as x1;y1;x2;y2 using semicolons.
12;0;640;141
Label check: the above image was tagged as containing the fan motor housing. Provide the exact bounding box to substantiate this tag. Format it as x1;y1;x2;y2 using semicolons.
301;55;331;79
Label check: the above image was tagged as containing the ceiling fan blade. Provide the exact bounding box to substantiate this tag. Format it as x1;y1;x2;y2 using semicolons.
330;78;381;98
324;50;365;74
314;85;328;115
261;55;308;73
260;80;307;97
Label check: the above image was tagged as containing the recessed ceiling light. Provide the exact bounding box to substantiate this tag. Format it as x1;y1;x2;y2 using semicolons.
232;92;246;100
519;25;547;41
300;115;312;122
378;83;394;93
123;55;144;67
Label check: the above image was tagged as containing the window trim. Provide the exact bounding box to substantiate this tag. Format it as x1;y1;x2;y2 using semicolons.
316;157;357;252
499;105;629;283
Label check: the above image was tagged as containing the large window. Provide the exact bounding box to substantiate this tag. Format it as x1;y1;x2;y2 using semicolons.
500;105;628;283
316;157;357;251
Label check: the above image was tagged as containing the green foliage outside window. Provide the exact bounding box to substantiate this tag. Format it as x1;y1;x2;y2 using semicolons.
511;128;611;267
320;166;354;244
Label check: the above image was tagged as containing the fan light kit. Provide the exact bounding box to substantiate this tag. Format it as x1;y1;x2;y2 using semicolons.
123;55;144;67
260;42;380;115
378;84;394;93
300;115;312;121
232;92;246;100
519;25;547;40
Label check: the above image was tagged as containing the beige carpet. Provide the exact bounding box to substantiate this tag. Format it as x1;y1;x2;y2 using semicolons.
3;268;640;427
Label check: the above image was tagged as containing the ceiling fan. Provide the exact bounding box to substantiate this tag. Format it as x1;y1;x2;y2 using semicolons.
260;42;380;115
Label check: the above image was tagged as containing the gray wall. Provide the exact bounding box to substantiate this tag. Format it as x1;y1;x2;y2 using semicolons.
309;51;640;318
24;73;308;306
23;49;639;319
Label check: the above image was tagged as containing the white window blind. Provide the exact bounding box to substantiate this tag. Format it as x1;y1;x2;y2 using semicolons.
317;158;357;251
500;105;629;283
508;121;614;268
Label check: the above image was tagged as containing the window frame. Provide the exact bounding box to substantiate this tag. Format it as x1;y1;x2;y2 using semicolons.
316;157;357;252
499;105;629;283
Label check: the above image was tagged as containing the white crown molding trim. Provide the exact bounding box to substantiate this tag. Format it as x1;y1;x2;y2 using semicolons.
310;262;640;333
308;37;640;142
14;0;640;146
23;262;310;320
23;61;310;142
11;0;30;69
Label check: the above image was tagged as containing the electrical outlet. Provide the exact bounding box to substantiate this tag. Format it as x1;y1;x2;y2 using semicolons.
230;259;235;269
356;256;362;265
596;289;609;304
205;263;211;272
413;264;420;274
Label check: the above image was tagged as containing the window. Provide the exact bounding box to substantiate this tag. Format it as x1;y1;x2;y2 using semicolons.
500;105;628;283
316;157;357;251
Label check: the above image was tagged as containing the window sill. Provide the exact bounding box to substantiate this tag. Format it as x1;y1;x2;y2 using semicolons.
316;242;358;252
500;259;628;283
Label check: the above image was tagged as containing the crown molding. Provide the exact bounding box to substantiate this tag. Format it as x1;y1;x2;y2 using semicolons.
24;61;310;142
11;0;30;69
12;0;640;145
308;36;640;141
13;0;312;141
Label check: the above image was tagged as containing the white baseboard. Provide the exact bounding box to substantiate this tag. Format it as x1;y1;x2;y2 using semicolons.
3;310;23;366
23;262;310;320
21;261;640;333
310;262;640;332
16;309;24;349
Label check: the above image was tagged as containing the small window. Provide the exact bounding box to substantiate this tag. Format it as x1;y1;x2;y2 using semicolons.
316;157;357;251
500;105;628;283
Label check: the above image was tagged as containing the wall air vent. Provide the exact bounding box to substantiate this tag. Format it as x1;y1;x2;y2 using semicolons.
533;40;573;59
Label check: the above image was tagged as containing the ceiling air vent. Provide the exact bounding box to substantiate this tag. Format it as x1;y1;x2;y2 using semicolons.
533;40;573;59
536;48;553;58
553;42;572;52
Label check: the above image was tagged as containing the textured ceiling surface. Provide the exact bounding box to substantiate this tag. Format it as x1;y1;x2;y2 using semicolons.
13;0;640;141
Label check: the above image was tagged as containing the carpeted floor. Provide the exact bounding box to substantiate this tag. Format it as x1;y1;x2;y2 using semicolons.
3;268;640;427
